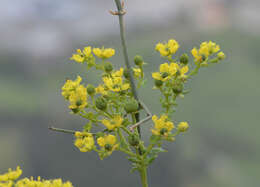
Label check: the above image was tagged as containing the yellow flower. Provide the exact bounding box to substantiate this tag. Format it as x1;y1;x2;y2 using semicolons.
151;115;174;136
102;115;123;130
97;134;118;153
152;62;178;81
155;39;179;57
16;177;73;187
0;166;22;182
177;122;189;132
61;76;82;100
0;166;74;187
133;68;142;78
191;41;221;63
70;49;84;63
93;47;115;59
83;46;92;57
95;85;108;95
102;68;130;92
74;132;95;152
68;85;88;113
70;47;93;64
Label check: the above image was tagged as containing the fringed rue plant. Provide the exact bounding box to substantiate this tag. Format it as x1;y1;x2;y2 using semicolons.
49;1;226;186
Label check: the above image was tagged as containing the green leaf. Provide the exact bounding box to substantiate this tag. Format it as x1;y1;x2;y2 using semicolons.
150;147;167;155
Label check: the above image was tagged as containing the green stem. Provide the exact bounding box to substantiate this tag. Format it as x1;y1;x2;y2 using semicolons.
114;0;141;135
139;167;148;187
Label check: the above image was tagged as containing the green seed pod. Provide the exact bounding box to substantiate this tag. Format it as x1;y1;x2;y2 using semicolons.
180;53;189;65
172;80;183;94
104;62;113;73
134;55;144;66
87;84;96;95
123;68;130;79
154;79;163;87
128;134;140;146
124;98;139;113
95;97;107;111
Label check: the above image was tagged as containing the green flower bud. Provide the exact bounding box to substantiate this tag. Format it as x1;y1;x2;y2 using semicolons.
161;72;169;78
104;62;113;73
217;52;225;60
128;134;139;146
124;98;139;113
95;97;107;111
180;53;189;65
87;84;96;95
154;79;163;87
105;144;112;151
134;55;143;66
71;108;80;114
160;128;168;135
123;68;130;79
139;145;146;155
172;80;183;94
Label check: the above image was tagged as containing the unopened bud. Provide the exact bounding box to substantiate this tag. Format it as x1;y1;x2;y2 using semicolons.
104;62;113;73
180;53;189;65
87;84;95;95
128;134;139;146
134;55;144;66
95;97;107;111
154;79;163;87
217;52;225;60
124;98;139;113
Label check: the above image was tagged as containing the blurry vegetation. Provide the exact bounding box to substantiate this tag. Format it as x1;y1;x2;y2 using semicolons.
0;27;259;187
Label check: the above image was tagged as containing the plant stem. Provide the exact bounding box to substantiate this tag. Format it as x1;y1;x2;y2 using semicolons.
139;167;148;187
113;0;141;135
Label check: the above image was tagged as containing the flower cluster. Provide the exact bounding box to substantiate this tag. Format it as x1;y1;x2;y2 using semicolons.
74;131;95;152
191;41;225;66
59;38;225;171
62;76;88;113
0;166;73;187
155;39;179;57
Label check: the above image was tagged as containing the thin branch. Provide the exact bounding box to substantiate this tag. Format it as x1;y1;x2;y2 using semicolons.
48;126;76;135
113;0;141;136
129;101;153;132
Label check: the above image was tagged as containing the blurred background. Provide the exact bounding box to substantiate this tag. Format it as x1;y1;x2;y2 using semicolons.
0;0;259;186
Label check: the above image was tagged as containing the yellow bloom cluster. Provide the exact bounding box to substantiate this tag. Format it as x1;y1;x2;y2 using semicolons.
97;134;118;154
61;76;88;113
155;39;179;57
74;132;95;152
151;115;174;136
152;62;189;82
177;122;189;132
70;47;92;63
102;115;123;130
102;68;130;92
93;47;115;59
133;68;142;78
0;167;73;187
0;166;22;182
191;41;224;63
